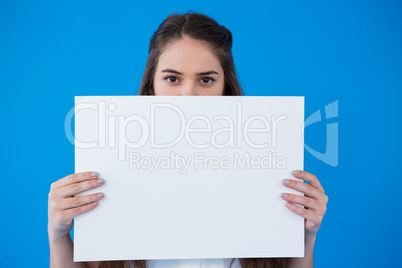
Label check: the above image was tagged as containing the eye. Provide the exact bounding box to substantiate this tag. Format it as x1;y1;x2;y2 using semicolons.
200;77;215;85
165;76;180;84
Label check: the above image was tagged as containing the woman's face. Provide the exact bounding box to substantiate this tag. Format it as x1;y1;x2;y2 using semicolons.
153;36;224;96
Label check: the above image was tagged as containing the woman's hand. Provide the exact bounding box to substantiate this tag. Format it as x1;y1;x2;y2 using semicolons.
48;171;105;240
281;170;328;237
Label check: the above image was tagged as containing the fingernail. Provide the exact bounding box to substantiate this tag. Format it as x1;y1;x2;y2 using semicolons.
292;170;300;175
281;193;288;198
97;178;105;184
285;202;291;207
283;179;290;184
97;193;104;198
91;172;99;177
92;201;99;206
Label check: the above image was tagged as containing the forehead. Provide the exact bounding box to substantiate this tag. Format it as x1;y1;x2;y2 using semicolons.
156;36;222;73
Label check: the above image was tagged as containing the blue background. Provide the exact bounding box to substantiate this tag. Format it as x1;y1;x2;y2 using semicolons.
1;0;401;267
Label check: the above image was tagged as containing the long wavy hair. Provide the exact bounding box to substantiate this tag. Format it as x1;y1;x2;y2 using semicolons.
97;12;287;268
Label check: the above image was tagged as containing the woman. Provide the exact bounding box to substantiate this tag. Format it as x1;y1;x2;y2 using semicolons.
48;12;328;268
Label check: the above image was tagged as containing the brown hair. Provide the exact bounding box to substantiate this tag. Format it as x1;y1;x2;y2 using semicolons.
98;258;287;268
97;258;287;268
98;12;287;268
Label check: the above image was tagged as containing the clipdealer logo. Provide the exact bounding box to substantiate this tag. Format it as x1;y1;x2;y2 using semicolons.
302;100;339;167
65;99;339;172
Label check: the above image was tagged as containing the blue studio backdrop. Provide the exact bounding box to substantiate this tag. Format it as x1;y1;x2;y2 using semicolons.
0;0;401;267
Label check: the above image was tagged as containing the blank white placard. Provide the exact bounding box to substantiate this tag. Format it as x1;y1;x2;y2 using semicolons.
73;96;304;262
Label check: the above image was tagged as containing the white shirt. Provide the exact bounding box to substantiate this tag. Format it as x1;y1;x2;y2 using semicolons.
130;258;241;268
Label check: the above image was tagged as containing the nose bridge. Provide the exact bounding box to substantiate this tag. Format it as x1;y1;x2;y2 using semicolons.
181;81;197;96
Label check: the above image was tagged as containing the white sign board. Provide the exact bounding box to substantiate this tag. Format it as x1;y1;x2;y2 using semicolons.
73;96;305;262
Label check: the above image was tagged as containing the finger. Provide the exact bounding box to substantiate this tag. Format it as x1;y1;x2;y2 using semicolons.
55;192;105;210
285;201;323;223
281;193;322;211
291;170;325;194
63;201;101;220
54;178;105;198
283;179;324;201
51;171;100;190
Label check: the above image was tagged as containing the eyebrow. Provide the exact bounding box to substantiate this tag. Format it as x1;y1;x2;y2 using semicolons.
161;68;219;76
